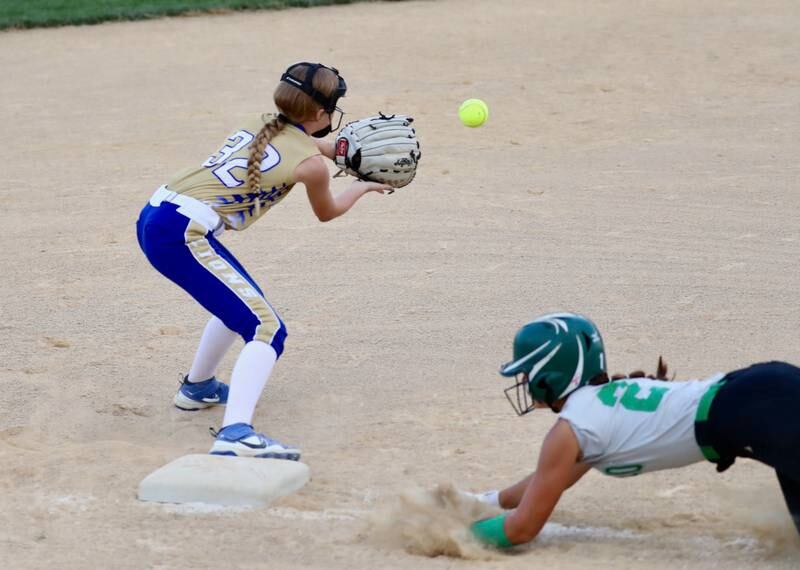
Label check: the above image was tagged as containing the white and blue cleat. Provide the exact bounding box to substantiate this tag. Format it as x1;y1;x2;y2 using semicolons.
173;376;229;411
209;423;301;461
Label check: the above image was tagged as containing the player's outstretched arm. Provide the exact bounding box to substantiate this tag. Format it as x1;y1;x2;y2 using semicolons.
471;419;583;547
466;457;588;510
296;155;390;222
497;461;589;509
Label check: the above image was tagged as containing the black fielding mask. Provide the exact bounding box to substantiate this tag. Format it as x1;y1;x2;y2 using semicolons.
280;62;347;114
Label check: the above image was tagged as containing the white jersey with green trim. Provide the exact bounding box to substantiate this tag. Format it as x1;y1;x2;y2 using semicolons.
559;373;724;477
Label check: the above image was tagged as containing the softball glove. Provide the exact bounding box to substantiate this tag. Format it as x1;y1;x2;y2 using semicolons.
334;113;422;190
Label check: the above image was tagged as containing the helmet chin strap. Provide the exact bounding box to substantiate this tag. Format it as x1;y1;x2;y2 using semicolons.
540;380;560;412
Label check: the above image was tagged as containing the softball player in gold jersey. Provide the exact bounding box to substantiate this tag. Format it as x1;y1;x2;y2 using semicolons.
136;62;390;459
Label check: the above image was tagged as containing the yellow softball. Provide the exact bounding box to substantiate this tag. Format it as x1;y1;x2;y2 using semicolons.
458;98;489;128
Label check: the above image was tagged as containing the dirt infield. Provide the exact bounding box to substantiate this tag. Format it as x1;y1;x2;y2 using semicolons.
1;0;799;568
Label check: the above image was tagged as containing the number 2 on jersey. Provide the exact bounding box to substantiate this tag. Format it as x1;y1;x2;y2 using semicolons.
597;381;669;412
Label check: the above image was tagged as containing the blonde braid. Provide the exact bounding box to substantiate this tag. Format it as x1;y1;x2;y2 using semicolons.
246;115;286;216
610;356;672;381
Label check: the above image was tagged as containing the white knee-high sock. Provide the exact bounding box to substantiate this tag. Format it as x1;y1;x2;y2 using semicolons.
187;316;239;382
222;341;277;428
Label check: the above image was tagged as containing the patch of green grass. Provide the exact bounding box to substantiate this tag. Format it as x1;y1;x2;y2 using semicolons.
0;0;382;30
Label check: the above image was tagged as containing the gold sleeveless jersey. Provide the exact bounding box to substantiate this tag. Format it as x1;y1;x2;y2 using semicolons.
167;114;319;231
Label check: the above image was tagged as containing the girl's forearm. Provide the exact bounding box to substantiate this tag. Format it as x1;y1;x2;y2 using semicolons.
499;474;534;509
500;463;589;509
329;184;368;218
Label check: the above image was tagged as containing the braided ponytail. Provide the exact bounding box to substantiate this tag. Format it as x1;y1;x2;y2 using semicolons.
246;114;286;216
610;356;672;381
589;356;672;386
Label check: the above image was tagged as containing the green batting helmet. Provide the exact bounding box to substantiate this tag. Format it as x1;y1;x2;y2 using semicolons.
499;312;606;414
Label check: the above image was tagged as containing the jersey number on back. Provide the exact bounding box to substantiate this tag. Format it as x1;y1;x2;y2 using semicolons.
202;130;281;188
596;381;669;412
